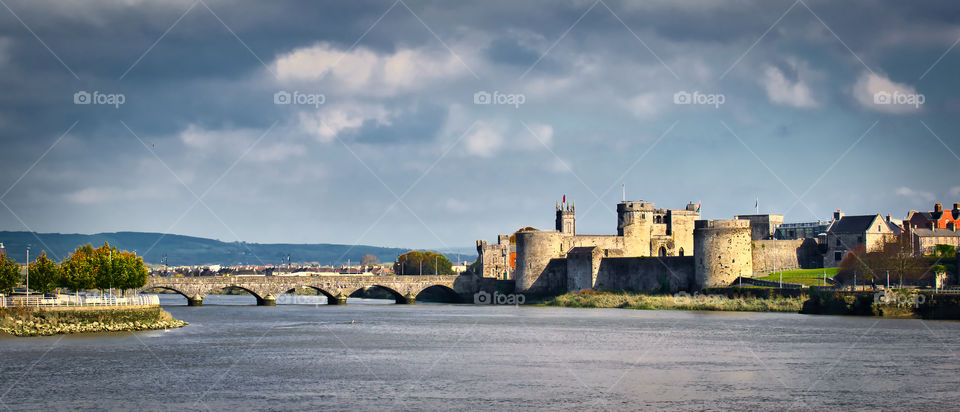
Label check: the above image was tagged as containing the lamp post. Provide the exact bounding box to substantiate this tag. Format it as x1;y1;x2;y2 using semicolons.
25;245;30;298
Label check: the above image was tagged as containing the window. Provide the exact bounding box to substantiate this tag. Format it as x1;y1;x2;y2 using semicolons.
835;251;843;261
658;246;667;257
655;216;662;224
678;248;684;256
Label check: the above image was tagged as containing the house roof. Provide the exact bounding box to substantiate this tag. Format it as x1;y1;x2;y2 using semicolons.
912;228;960;237
828;215;879;233
567;246;598;255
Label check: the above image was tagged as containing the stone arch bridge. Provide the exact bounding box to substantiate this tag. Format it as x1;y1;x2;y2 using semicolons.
140;275;478;306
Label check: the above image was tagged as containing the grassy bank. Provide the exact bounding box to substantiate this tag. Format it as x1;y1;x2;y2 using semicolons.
541;290;804;312
0;306;187;337
756;268;838;287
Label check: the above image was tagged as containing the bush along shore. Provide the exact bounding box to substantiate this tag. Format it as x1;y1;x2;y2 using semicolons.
0;306;187;337
539;289;805;313
800;290;960;320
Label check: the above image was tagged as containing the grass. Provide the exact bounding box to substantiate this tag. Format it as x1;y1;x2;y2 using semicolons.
541;290;804;313
756;267;839;287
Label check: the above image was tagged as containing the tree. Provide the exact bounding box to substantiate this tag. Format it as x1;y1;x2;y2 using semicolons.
113;250;148;292
60;244;97;292
28;252;60;295
0;252;21;294
393;251;453;276
360;254;380;267
836;234;928;287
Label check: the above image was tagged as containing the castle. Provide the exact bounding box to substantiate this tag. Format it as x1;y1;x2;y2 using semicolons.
477;198;754;295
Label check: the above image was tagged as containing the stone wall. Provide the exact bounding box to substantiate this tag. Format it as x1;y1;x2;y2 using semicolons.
751;238;821;274
594;256;695;293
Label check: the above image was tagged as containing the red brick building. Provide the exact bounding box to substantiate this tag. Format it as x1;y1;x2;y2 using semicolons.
905;203;959;230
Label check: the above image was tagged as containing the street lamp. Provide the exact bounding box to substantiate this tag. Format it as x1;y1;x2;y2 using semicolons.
25;245;30;298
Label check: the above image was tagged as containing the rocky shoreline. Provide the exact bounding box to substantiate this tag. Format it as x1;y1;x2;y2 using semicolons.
0;306;188;337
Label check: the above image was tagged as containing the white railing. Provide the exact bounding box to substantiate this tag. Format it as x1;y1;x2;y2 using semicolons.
0;294;160;308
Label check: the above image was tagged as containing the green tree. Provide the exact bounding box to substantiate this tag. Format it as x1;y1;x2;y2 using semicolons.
393;251;453;276
28;252;60;295
113;250;148;292
0;252;21;294
60;244;97;292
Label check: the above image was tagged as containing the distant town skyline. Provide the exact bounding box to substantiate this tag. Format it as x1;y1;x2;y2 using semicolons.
0;0;958;249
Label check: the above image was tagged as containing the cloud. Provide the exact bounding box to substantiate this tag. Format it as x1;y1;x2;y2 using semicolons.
853;72;924;114
273;42;467;96
760;65;817;108
525;123;553;147
296;105;392;143
627;93;662;117
464;123;503;157
179;124;304;162
950;186;960;198
895;186;935;202
66;186;164;205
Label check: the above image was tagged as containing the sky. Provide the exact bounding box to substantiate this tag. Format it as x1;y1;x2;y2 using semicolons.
0;0;958;251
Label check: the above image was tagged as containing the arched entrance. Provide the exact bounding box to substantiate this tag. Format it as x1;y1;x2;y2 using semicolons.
658;246;667;257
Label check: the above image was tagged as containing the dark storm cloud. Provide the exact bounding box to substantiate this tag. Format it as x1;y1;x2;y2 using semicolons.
0;0;957;249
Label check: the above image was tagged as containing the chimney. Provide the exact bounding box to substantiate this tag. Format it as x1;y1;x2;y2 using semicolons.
833;209;844;221
886;213;891;223
935;203;943;213
953;203;959;212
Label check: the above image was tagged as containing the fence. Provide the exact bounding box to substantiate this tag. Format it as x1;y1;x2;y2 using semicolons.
0;294;160;308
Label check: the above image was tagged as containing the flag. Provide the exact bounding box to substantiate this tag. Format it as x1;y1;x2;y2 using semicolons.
696;204;700;213
562;194;566;204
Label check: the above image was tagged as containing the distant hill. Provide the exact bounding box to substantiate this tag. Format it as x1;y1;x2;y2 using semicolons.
0;231;475;266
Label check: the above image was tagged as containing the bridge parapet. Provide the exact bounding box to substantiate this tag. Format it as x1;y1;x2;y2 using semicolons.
141;274;479;306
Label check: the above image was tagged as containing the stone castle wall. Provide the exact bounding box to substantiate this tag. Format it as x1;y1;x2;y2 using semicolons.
751;238;821;274
595;256;695;292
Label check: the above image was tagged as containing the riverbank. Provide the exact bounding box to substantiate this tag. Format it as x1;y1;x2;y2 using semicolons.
0;305;188;337
540;290;804;312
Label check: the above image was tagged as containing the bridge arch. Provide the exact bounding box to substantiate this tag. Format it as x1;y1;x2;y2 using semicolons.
415;284;461;303
141;285;191;300
349;285;413;304
214;285;270;305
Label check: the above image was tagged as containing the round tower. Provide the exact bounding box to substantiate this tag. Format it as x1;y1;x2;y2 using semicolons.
515;229;564;295
693;219;752;289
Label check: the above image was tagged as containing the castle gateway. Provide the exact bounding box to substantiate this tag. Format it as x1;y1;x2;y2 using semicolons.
476;199;753;296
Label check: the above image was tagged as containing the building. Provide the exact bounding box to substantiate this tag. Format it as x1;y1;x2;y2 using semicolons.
735;214;783;240
476;198;761;295
823;209;901;267
774;220;832;240
903;227;960;256
905;203;960;231
476;235;513;279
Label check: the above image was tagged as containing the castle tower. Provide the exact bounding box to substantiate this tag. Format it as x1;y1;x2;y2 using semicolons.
556;200;575;235
515;229;565;294
693;219;752;289
617;201;654;256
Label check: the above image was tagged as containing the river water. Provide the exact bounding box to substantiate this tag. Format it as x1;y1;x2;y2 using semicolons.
1;294;959;411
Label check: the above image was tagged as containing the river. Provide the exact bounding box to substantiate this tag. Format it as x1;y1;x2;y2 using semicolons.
1;294;958;411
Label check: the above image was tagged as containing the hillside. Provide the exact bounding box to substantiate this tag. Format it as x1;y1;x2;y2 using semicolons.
0;231;474;266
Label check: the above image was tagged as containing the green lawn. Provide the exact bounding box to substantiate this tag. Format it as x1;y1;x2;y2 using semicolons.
756;268;838;286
